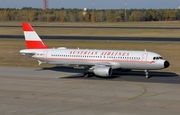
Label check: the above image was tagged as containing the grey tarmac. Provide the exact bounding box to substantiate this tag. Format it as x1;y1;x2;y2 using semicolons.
0;66;180;115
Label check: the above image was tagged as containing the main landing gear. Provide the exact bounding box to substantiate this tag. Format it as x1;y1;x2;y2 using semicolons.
84;72;93;78
84;72;89;78
83;72;94;78
145;70;150;79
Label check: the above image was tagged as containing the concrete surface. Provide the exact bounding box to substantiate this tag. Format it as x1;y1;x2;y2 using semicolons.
0;67;180;115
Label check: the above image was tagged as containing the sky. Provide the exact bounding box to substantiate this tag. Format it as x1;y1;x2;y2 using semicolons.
0;0;180;9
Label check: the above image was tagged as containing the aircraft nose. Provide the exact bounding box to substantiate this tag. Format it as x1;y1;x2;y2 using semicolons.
164;61;170;68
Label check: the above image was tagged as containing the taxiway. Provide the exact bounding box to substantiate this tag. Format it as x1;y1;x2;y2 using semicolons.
1;35;180;42
0;67;180;115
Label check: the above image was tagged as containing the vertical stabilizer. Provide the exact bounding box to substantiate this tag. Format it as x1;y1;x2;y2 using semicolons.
22;23;49;49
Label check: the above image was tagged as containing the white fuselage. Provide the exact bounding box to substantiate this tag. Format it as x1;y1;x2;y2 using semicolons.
20;48;167;70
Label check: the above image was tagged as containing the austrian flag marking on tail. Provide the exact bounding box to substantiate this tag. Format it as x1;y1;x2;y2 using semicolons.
22;23;34;31
22;23;49;49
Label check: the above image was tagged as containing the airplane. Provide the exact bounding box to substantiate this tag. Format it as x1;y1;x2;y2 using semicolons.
20;23;170;78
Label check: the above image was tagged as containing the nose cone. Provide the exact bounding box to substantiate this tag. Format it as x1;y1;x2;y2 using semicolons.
164;61;170;68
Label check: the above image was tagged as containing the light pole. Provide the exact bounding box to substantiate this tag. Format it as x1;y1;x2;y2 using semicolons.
92;0;94;11
125;0;126;22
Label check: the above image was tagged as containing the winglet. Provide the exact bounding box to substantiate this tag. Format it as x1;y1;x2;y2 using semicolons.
22;23;50;49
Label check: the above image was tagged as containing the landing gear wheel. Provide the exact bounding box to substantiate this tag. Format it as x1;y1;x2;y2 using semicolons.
84;72;89;78
146;75;150;79
84;72;93;78
145;70;150;79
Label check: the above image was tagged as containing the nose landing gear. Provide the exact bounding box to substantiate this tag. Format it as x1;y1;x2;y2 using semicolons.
145;70;150;79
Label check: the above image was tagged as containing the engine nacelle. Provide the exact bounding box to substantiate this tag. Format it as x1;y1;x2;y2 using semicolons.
93;66;112;77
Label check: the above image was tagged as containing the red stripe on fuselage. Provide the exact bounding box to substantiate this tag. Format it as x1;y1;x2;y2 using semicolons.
26;41;50;49
22;23;34;31
33;57;152;64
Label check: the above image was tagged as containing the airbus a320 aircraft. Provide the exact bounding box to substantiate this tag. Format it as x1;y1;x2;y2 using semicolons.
20;23;170;78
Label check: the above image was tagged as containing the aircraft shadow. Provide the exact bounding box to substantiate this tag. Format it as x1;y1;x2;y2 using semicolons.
113;70;179;78
36;66;180;84
36;66;86;73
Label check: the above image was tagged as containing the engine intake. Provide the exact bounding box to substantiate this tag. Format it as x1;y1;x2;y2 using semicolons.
93;66;112;77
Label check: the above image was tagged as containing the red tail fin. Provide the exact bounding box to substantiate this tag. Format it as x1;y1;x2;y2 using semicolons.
22;23;49;49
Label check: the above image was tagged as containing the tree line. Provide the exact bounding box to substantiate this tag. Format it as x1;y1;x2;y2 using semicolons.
0;7;180;22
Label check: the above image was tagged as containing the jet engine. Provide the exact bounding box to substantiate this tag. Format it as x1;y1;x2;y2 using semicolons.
93;66;112;77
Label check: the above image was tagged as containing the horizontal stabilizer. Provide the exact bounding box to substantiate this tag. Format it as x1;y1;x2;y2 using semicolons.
38;60;46;65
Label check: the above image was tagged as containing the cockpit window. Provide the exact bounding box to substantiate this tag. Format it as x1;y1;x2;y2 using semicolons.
153;57;163;60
